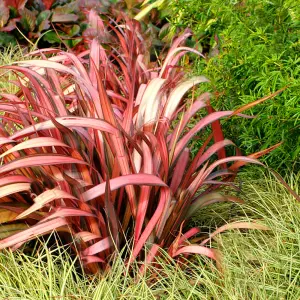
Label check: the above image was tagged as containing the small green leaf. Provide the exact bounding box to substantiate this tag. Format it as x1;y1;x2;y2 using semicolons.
36;10;51;27
65;38;82;48
0;32;17;47
69;24;80;37
158;23;170;40
80;22;88;32
43;31;61;44
205;18;217;31
9;6;18;19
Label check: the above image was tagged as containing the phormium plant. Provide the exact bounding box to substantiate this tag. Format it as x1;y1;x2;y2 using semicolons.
0;12;276;273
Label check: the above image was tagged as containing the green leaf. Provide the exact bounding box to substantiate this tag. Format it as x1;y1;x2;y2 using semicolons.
65;38;82;48
80;22;88;32
158;23;170;40
20;8;38;32
36;10;51;27
9;6;18;19
36;10;51;32
0;32;17;47
69;24;80;37
43;31;61;44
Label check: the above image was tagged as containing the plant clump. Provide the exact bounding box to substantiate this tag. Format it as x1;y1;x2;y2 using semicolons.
0;9;277;273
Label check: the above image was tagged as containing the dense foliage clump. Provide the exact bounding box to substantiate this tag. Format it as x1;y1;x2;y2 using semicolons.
0;7;276;273
0;0;297;284
168;0;300;172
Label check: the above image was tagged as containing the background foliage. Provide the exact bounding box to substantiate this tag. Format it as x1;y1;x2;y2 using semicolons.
0;0;167;50
0;0;120;49
168;0;300;173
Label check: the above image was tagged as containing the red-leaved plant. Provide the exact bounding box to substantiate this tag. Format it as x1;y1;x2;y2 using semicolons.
0;12;277;273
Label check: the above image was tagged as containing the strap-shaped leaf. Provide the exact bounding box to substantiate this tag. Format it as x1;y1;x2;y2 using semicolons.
0;218;68;249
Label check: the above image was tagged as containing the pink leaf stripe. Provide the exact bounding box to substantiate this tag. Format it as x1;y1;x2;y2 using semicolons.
159;46;205;77
43;208;95;222
173;245;218;261
0;218;68;249
11;117;118;140
82;174;167;202
82;256;105;264
195;139;235;170
201;222;270;246
163;76;209;119
16;60;79;77
187;192;228;219
0;183;31;199
203;156;263;179
0;137;70;159
178;227;201;245
82;237;112;256
173;111;234;163
0;155;88;174
75;231;101;243
0;176;32;187
131;188;170;263
0;137;15;147
170;149;189;193
16;189;78;220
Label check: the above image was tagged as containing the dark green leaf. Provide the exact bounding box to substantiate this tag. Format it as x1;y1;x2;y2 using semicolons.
0;32;17;47
9;6;18;19
65;37;82;48
43;30;61;44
